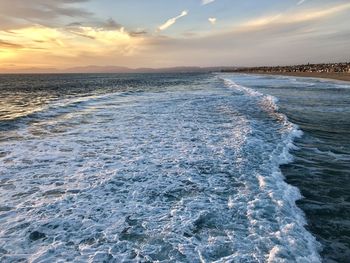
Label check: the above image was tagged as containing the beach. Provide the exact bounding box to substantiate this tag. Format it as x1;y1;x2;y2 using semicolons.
243;72;350;82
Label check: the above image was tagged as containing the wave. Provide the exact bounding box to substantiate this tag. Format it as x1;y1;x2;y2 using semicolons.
219;76;321;262
0;91;153;139
0;74;323;262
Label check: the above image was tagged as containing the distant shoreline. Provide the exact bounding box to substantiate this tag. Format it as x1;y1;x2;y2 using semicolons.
220;62;350;82
228;72;350;82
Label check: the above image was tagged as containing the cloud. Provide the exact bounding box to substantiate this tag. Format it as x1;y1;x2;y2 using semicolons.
65;18;125;34
297;0;306;5
158;10;188;31
202;0;215;5
1;1;349;70
0;24;145;67
0;39;23;49
65;18;123;39
0;1;147;67
101;18;122;30
142;2;350;67
0;0;92;30
130;30;148;37
208;17;217;25
67;22;83;27
241;3;350;29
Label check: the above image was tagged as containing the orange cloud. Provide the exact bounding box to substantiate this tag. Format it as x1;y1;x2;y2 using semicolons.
0;25;145;68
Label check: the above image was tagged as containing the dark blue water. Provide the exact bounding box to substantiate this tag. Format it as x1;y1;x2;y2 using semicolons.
226;74;350;263
0;73;349;262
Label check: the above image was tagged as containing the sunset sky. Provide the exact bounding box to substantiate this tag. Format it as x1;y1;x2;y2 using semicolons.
0;0;349;71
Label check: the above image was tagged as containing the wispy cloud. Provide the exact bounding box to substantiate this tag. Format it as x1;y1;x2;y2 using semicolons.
242;3;350;29
158;10;188;31
0;39;23;49
0;0;92;30
202;0;215;5
144;3;350;68
0;24;144;67
208;17;217;25
1;0;350;70
297;0;306;5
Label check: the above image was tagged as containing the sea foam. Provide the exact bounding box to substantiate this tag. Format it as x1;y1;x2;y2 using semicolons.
220;76;321;262
0;74;321;262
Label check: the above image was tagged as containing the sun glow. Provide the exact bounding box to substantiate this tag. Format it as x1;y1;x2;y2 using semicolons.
0;25;144;69
0;49;17;60
0;1;349;72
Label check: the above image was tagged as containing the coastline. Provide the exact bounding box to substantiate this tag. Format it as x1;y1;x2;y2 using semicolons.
235;72;350;82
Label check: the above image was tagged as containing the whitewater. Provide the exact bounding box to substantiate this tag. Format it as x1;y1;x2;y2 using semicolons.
0;73;322;262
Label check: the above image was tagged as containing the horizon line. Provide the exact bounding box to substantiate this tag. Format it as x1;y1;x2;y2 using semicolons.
1;61;349;74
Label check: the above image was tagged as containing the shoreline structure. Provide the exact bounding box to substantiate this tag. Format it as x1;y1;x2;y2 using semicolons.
222;62;350;82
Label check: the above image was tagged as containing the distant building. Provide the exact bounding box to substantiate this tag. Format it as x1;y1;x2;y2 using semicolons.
222;62;350;74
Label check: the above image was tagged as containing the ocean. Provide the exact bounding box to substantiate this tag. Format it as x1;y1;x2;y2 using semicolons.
0;73;349;262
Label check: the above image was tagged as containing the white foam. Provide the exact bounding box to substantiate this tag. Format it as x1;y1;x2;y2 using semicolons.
220;76;321;262
0;75;321;262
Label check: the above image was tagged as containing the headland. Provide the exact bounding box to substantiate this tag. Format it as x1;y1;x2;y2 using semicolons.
222;62;350;82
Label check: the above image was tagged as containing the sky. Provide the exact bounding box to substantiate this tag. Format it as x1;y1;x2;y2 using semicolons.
0;0;349;71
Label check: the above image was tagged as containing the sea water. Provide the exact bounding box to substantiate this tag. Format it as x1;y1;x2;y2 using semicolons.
0;73;348;262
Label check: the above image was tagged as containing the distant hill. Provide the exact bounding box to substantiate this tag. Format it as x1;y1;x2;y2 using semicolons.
0;65;237;74
62;65;236;74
